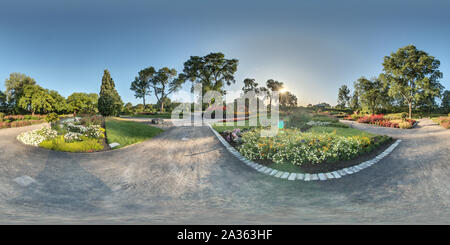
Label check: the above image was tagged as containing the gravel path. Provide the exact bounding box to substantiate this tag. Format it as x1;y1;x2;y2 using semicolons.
0;119;448;224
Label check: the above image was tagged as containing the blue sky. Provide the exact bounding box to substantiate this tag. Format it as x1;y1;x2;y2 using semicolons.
1;0;449;106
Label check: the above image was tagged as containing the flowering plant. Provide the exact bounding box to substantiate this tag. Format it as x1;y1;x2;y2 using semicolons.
238;129;372;165
17;127;58;146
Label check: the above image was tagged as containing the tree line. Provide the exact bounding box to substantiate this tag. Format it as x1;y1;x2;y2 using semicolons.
0;51;300;116
337;45;449;118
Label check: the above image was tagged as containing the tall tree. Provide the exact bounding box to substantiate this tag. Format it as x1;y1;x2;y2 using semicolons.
382;45;444;118
0;91;7;112
354;77;383;114
98;69;123;116
180;52;238;104
349;90;360;111
18;85;55;115
280;91;298;108
150;67;184;112
337;85;351;108
130;67;155;106
441;90;449;113
48;90;68;114
67;92;98;115
242;78;259;93
266;79;284;108
5;73;37;113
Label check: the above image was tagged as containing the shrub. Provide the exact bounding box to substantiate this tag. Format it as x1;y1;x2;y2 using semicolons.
39;135;103;152
238;129;373;165
0;112;4;122
401;112;408;120
17;127;58;146
398;122;412;129
45;113;59;123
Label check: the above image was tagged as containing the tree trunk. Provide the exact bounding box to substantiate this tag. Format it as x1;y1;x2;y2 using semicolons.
160;102;164;113
32;110;35;116
408;102;412;119
143;96;146;107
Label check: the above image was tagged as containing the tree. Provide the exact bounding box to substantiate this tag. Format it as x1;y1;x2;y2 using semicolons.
180;52;238;103
5;73;37;113
280;91;298;108
67;92;98;115
337;85;351;108
49;90;68;114
18;85;55;115
266;79;284;109
382;45;444;118
150;67;184;112
349;90;360;112
354;77;383;114
0;91;7;112
242;78;259;93
98;70;123;116
441;90;449;113
130;67;155;106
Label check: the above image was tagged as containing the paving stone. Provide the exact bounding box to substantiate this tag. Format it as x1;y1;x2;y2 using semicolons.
331;171;341;178
258;166;267;172
337;170;347;176
304;173;311;181
253;164;263;170
318;173;327;181
311;174;319;180
274;171;284;178
325;173;334;179
269;169;278;176
263;168;273;174
296;173;305;180
343;168;353;174
280;172;289;179
288;173;296;180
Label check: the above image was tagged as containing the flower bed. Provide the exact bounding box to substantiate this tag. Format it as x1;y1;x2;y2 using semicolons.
17;116;106;152
345;114;416;129
432;116;450;129
239;129;375;165
0;114;46;129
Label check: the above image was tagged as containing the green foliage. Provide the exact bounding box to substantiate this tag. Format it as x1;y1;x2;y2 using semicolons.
150;67;184;112
45;113;59;123
39;135;104;152
67;92;98;115
381;45;444;118
98;70;123;116
4;73;37;113
442;90;449;113
349;90;360;111
0;91;7;112
337;85;351;108
130;66;155;106
242;78;259;93
180;52;238;97
354;76;384;114
105;118;163;148
18;84;55;114
280;91;298;108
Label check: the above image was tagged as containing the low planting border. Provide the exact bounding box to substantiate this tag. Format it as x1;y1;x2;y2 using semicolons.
208;123;401;181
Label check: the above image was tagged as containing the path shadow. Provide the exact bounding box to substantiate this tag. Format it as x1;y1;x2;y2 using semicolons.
9;151;112;214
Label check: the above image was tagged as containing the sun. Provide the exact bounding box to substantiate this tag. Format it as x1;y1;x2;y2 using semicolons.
279;88;287;93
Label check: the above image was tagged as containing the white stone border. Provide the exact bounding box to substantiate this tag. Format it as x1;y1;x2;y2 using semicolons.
208;123;401;181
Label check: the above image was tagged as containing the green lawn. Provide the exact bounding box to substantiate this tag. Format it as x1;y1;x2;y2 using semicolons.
121;113;173;119
307;125;376;138
105;118;164;148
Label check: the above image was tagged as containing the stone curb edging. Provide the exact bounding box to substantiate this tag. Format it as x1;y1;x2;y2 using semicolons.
207;123;402;181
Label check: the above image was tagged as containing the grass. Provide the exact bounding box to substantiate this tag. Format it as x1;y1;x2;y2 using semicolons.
212;119;266;133
121;113;173;119
307;125;376;138
105;118;164;148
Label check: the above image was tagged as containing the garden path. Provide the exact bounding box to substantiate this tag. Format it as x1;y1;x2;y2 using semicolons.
0;119;448;224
